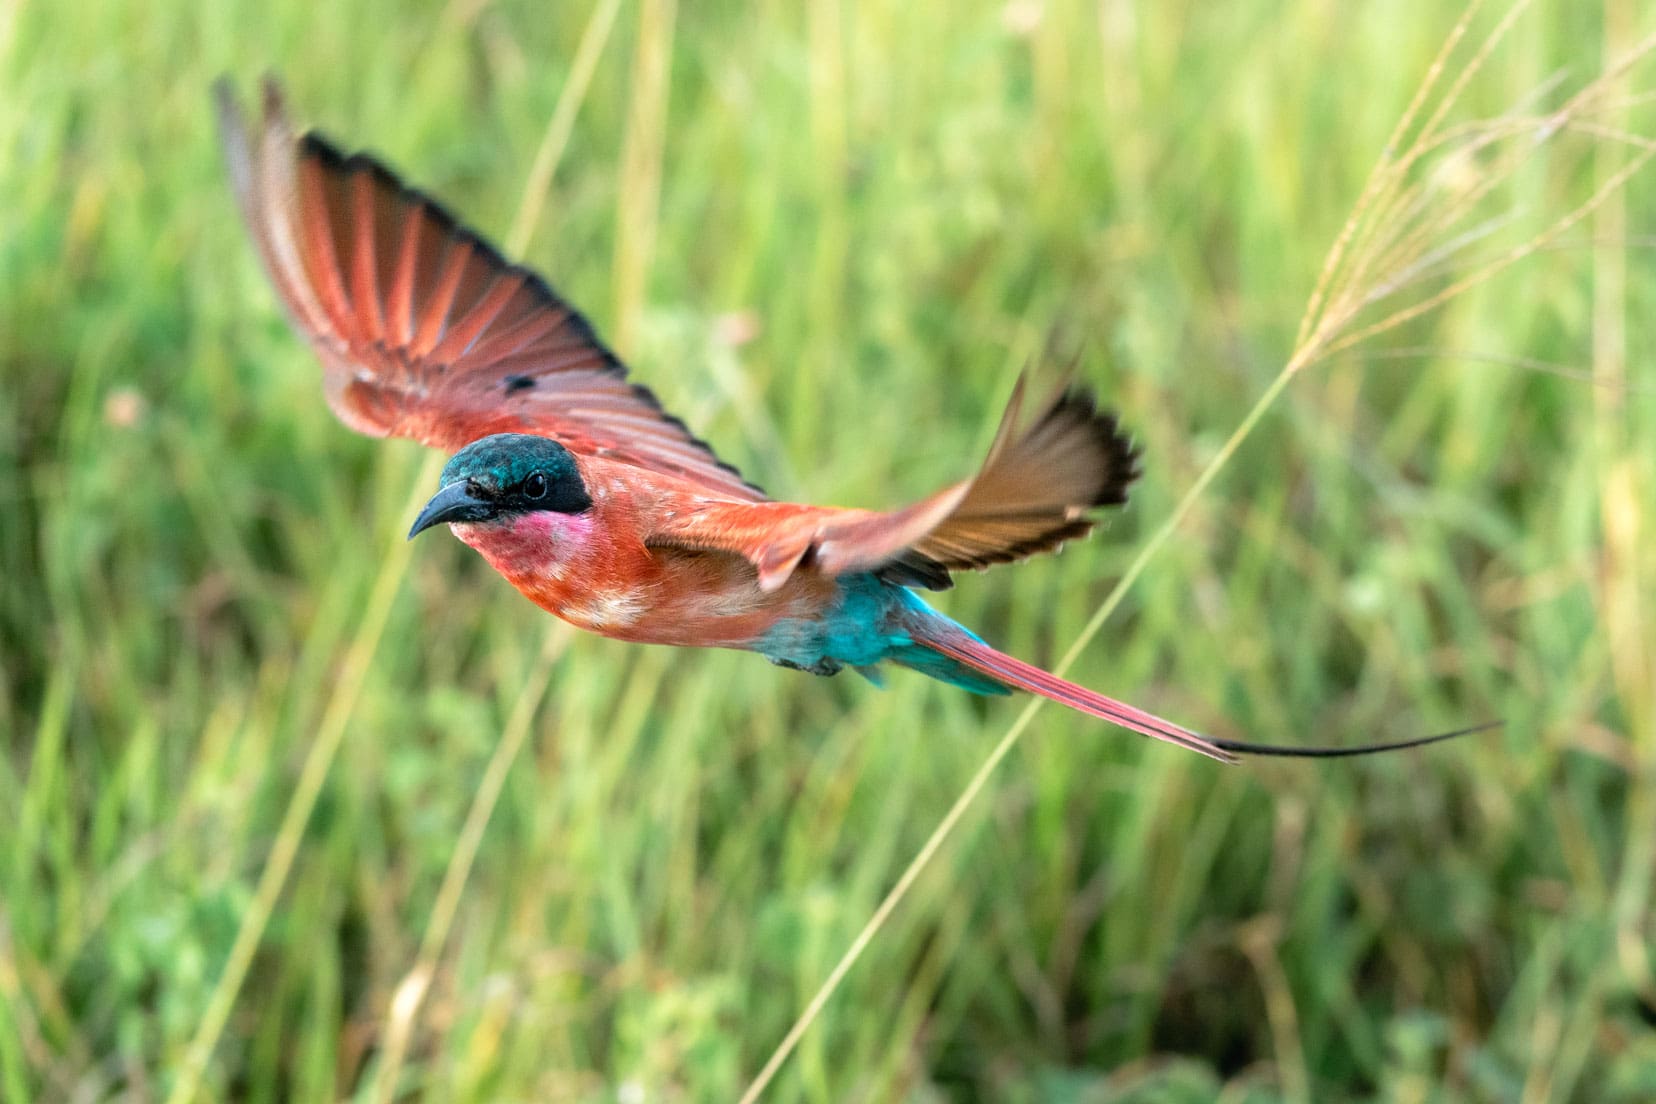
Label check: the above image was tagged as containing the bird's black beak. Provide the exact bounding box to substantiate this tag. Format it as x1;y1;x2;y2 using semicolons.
408;481;493;539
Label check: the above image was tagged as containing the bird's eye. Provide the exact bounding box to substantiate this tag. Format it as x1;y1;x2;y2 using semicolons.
522;472;549;501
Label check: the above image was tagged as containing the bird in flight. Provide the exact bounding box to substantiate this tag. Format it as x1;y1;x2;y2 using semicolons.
216;79;1486;764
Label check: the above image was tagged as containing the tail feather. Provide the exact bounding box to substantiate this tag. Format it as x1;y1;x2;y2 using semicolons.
911;623;1238;764
907;620;1499;764
1208;720;1500;758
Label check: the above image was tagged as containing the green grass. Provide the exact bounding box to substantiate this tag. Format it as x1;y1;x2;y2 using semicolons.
4;0;1655;1100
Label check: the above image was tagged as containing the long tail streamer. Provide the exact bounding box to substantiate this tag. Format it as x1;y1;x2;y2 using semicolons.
915;624;1496;764
916;627;1239;763
1209;720;1500;758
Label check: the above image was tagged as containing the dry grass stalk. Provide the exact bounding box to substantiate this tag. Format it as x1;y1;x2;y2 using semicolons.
739;5;1656;1100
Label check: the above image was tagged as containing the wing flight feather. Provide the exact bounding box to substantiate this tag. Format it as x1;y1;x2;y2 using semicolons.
216;78;765;501
646;377;1141;590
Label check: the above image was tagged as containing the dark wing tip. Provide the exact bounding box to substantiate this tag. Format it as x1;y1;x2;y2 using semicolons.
876;555;956;590
227;84;764;497
294;124;767;498
1038;385;1143;509
213;73;291;131
873;381;1142;590
216;76;300;214
259;73;287;118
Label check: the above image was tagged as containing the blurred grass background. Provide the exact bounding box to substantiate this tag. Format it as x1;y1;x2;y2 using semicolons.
3;0;1655;1100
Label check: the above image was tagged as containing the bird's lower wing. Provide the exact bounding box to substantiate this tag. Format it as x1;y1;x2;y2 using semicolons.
645;376;1142;591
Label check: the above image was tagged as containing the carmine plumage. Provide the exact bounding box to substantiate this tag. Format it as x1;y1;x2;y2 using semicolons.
218;78;1487;764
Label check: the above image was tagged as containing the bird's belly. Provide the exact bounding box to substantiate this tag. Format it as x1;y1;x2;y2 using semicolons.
465;517;848;652
558;585;772;645
518;551;834;651
550;584;653;635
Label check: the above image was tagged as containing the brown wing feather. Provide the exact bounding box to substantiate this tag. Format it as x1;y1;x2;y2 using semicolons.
647;377;1141;591
880;379;1139;581
215;78;765;501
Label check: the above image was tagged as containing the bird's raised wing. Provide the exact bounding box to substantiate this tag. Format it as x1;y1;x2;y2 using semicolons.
646;377;1141;590
215;78;764;501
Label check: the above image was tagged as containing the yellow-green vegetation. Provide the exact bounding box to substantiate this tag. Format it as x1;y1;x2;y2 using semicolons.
3;0;1654;1100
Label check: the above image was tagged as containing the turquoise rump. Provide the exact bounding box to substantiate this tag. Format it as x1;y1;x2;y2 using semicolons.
755;574;1010;696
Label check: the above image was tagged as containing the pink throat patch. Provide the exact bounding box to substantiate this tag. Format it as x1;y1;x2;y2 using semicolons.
452;510;596;575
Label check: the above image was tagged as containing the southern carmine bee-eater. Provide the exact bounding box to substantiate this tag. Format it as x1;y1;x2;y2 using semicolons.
217;80;1485;764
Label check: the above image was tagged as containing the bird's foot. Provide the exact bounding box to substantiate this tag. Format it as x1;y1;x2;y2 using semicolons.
767;656;844;677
